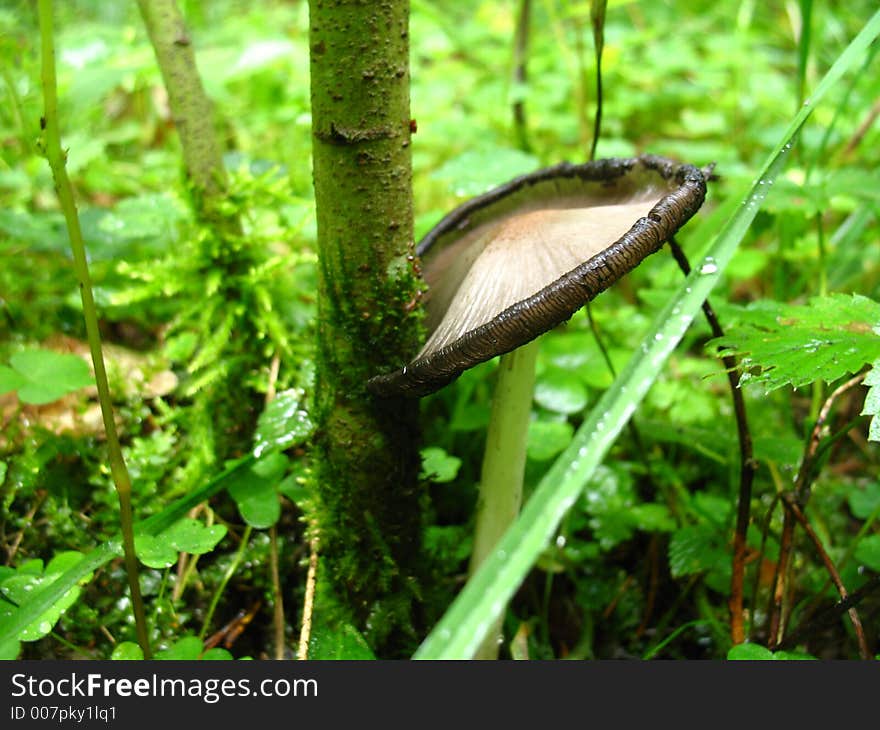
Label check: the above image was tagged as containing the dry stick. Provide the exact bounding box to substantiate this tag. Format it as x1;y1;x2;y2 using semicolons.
767;372;868;647
511;0;532;152
779;493;871;659
667;236;756;645
297;533;320;660
37;0;151;658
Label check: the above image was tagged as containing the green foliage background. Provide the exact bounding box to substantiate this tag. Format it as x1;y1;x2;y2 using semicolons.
1;0;878;659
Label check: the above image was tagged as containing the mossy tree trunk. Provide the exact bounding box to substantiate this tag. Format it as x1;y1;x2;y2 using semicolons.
136;0;232;229
309;1;424;651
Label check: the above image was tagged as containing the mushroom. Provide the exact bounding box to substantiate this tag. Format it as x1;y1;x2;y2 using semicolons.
370;155;707;656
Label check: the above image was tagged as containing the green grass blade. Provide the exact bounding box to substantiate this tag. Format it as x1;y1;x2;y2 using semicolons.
0;456;254;650
413;10;880;660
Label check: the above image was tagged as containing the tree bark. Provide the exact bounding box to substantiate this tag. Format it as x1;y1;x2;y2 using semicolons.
309;0;424;651
136;0;231;228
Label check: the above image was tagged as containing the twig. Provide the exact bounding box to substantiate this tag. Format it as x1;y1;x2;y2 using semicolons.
297;531;320;660
269;526;285;659
841;96;880;158
796;372;867;506
667;236;756;644
37;0;151;658
779;493;871;659
767;372;868;647
779;574;880;652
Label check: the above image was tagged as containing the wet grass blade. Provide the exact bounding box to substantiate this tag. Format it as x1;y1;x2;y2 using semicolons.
413;9;880;660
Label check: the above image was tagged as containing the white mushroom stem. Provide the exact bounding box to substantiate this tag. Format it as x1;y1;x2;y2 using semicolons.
467;337;540;659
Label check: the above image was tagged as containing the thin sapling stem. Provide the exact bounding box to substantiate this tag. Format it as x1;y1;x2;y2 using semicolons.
37;0;151;658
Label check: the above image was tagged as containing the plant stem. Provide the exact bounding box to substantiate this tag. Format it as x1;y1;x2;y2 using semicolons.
468;339;539;658
589;0;607;161
511;0;532;152
200;526;252;641
37;0;151;658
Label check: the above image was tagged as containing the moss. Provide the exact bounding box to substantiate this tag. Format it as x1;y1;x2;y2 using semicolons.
309;0;426;654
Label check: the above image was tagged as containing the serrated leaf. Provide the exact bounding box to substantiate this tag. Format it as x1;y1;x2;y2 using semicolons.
0;350;93;404
668;525;728;578
253;388;315;457
629;504;676;532
861;358;880;442
709;294;880;391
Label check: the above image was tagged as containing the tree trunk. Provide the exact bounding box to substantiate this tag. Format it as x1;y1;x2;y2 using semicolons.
136;0;233;230
308;0;424;652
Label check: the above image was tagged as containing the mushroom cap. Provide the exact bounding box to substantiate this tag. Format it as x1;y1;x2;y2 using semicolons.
369;155;707;398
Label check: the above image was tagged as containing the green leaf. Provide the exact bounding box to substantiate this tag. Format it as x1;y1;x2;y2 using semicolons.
165;519;228;555
534;369;588;414
669;525;728;578
526;420;574;461
253;388;315;457
854;534;880;572
201;647;235;660
0;367;28;395
430;147;540;198
708;294;880;391
226;453;288;528
0;633;20;660
111;642;144;660
727;643;775;660
155;636;206;660
134;534;177;569
629;504;676;533
419;447;462;483
727;644;816;660
0;349;93;404
848;482;880;520
136;519;228;568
